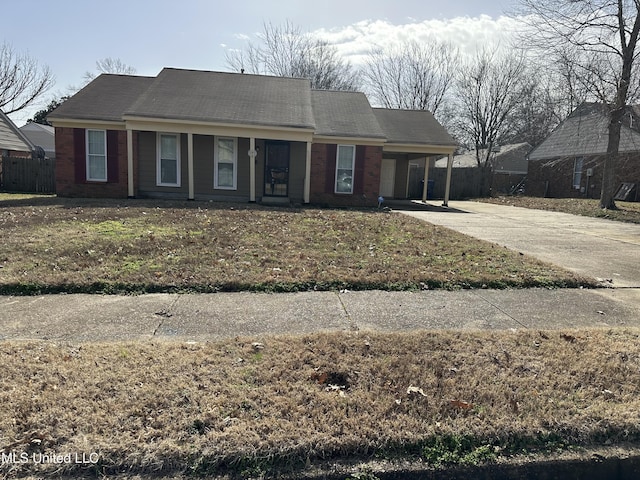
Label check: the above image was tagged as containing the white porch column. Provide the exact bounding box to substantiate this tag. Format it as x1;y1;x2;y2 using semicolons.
187;133;194;200
443;152;453;207
421;156;430;202
249;137;257;202
127;129;134;198
304;141;311;203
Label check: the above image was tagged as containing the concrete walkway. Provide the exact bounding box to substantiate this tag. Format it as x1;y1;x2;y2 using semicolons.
1;200;639;342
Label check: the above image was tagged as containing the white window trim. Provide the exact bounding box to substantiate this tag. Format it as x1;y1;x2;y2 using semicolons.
86;129;107;182
334;144;355;194
573;157;584;189
156;133;181;187
214;136;238;190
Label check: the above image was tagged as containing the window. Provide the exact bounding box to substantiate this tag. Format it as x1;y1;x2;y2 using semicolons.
86;129;107;181
335;145;355;194
214;136;237;190
573;157;584;189
157;133;180;187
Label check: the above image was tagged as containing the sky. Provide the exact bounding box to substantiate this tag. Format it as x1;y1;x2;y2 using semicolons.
3;0;518;126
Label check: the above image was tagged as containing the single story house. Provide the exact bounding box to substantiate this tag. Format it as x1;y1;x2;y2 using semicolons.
48;68;457;206
20;122;56;159
527;103;640;199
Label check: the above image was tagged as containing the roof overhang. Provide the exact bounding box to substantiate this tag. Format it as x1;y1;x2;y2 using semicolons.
383;143;456;155
48;118;127;131
312;135;386;146
122;115;314;142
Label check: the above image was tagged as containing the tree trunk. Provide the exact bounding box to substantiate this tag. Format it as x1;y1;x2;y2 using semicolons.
600;111;622;209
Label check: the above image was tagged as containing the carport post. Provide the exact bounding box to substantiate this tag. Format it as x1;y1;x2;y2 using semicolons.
443;152;453;207
127;129;134;198
249;137;256;202
304;141;311;203
187;133;194;200
421;156;430;202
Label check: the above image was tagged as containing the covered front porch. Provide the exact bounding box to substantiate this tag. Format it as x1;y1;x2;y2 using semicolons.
123;118;315;204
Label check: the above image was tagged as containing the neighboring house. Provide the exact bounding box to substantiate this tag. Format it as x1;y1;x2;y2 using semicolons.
527;103;640;199
47;68;457;206
0;109;34;157
432;143;531;196
20;122;55;159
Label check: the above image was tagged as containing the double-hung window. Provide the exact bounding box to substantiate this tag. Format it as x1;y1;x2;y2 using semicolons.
157;133;180;187
86;129;107;182
335;145;355;194
214;136;237;190
573;157;584;189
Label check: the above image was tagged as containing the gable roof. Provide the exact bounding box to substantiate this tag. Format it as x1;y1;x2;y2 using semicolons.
125;68;315;130
20;122;55;157
372;108;456;147
529;103;640;161
48;74;156;123
0;109;34;152
48;68;456;152
311;90;385;140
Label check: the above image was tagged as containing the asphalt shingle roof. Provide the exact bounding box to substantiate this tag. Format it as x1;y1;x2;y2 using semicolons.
311;90;385;139
372;108;456;147
529;103;640;160
48;69;456;148
48;75;155;122
125;68;315;130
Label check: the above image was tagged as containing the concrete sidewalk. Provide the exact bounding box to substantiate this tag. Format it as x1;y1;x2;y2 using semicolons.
1;288;639;342
2;200;639;343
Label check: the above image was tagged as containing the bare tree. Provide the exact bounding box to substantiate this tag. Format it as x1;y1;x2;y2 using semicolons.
226;21;360;91
515;0;640;209
453;49;527;166
84;57;137;83
362;39;459;117
507;75;560;147
0;42;54;115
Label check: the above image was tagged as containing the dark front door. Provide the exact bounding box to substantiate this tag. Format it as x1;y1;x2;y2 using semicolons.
264;141;290;197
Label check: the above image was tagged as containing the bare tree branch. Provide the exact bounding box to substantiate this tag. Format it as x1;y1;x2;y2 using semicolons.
0;42;54;115
362;40;459;117
226;21;360;91
84;57;137;84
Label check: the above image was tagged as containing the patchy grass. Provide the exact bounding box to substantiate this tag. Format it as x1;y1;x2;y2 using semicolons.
1;329;640;478
481;196;640;224
0;196;591;294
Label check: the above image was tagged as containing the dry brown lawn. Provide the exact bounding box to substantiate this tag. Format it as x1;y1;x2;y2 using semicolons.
0;195;592;294
481;196;640;224
1;329;639;478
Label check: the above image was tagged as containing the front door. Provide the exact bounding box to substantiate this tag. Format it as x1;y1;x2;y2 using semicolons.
379;158;396;198
264;141;290;197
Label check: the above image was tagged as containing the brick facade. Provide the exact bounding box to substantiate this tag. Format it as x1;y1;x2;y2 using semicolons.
527;154;640;199
55;127;129;197
310;143;382;207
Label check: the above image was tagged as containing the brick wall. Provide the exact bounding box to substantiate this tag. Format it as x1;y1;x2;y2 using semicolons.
55;127;129;197
310;143;382;206
527;154;640;199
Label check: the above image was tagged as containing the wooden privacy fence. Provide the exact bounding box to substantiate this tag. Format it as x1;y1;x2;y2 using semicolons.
0;156;56;194
408;165;492;200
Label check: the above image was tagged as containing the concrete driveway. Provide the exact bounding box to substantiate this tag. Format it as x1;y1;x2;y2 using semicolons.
399;200;640;305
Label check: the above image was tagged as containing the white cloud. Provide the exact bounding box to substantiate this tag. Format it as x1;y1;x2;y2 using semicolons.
312;15;521;64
